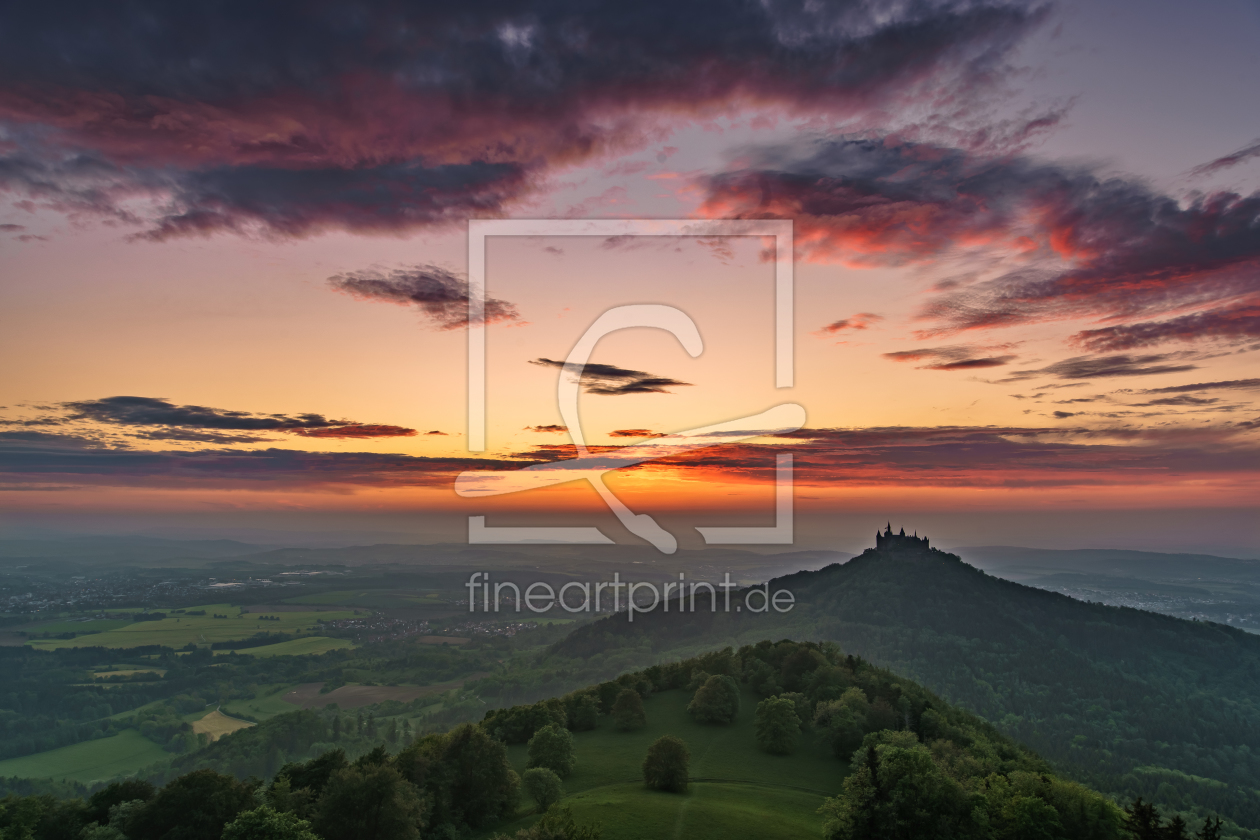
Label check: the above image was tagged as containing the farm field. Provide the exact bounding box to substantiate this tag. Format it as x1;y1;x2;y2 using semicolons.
284;589;445;608
18;617;135;635
219;685;302;720
26;604;356;650
191;709;253;742
484;686;846;839
211;636;353;658
282;673;487;710
0;730;168;785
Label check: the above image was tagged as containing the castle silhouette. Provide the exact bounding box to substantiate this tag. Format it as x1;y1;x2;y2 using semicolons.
875;522;930;551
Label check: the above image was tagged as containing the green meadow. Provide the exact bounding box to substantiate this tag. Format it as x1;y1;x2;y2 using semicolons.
0;730;168;785
212;636;353;658
26;604;356;650
486;686;847;840
285;590;445;608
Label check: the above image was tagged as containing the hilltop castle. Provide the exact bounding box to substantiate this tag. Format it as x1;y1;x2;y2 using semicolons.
875;522;930;551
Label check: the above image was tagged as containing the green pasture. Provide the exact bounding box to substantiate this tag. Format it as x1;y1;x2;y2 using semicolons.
213;636;353;658
0;730;168;785
284;589;449;609
26;604;356;651
485;686;846;839
219;685;302;720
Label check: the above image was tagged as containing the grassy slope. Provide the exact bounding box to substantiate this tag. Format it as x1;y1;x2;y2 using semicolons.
0;730;168;784
482;686;847;840
28;604;355;650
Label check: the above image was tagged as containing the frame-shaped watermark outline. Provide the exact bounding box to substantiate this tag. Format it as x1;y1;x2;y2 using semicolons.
465;219;796;551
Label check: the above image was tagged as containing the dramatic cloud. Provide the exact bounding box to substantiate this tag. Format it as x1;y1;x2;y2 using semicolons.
1034;354;1200;380
609;428;665;438
62;396;416;438
530;358;692;395
3;421;1259;493
329;265;521;329
1072;301;1260;352
1135;396;1220;407
817;312;883;335
0;1;1047;238
1141;378;1260;394
884;345;1015;370
1190;139;1260;177
700;136;1260;349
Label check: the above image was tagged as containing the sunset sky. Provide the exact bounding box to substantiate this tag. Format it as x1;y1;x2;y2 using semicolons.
1;0;1258;555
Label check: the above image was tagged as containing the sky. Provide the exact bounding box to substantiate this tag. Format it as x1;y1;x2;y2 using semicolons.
0;0;1258;555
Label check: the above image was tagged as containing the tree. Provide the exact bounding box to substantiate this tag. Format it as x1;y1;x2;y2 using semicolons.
567;694;599;731
126;769;255;840
755;696;801;755
314;764;424;840
611;689;646;731
528;724;576;778
490;805;601;840
222;807;319;840
85;779;155;825
395;723;520;831
642;736;689;793
1196;817;1223;840
687;675;740;725
522;768;565;812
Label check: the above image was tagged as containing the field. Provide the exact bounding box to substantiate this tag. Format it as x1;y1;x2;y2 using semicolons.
18;617;134;635
285;590;446;609
26;603;357;650
220;685;303;720
191;709;254;741
484;686;847;840
282;675;483;710
0;730;168;784
212;636;353;658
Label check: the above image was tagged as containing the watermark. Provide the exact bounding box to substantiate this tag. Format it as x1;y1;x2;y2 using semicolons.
457;219;802;555
464;572;795;621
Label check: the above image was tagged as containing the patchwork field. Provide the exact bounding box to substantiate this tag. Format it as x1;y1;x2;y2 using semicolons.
0;730;168;785
483;686;848;840
283;674;486;710
220;686;303;720
211;636;353;658
285;589;447;608
26;603;357;650
191;709;254;742
19;617;134;635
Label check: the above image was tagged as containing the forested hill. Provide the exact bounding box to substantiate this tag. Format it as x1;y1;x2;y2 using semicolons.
553;543;1260;834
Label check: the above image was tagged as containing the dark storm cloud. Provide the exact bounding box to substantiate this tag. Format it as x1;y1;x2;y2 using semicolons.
329;264;521;329
529;358;692;395
701;136;1260;349
0;1;1048;239
141;162;528;241
883;344;1016;370
63;396;417;438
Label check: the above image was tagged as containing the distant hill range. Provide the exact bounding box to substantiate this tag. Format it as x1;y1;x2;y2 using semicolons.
554;529;1260;832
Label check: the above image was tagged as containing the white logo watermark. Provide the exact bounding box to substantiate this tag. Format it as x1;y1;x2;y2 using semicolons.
457;219;802;555
465;572;795;621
